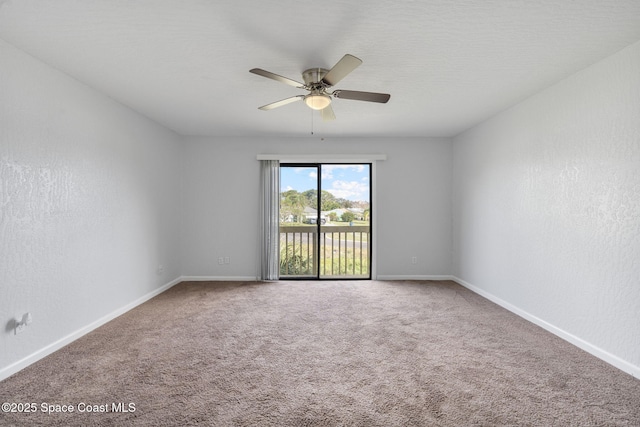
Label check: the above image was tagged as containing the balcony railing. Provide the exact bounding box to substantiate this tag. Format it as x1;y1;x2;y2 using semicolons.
280;225;370;278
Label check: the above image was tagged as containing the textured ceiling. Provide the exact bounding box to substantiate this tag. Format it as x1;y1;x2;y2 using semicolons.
1;0;640;138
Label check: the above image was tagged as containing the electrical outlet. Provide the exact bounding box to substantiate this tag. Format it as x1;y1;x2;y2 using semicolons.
157;264;164;275
411;256;417;264
224;257;230;264
218;257;224;265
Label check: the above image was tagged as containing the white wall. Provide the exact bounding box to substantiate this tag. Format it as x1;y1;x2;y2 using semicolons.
0;39;183;378
181;137;452;279
452;41;640;376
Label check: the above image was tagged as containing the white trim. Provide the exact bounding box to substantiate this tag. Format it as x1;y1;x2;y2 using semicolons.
376;275;455;281
451;276;640;379
180;276;259;282
0;277;183;382
257;154;387;162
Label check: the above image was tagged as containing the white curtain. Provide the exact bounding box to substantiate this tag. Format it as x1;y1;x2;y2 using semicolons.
259;160;280;280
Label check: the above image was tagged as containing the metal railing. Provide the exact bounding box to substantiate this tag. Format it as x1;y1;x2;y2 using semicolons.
279;225;370;278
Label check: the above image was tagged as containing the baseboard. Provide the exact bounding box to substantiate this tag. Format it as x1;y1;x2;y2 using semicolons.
179;276;259;282
0;277;183;382
451;276;640;379
6;275;635;381
376;275;454;281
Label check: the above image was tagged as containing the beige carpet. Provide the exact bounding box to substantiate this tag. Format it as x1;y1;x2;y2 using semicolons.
1;280;639;426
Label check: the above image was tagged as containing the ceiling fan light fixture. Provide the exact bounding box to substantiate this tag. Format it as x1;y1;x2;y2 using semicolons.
304;93;331;110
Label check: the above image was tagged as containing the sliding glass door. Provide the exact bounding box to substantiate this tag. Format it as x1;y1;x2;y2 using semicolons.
279;165;319;278
279;164;371;279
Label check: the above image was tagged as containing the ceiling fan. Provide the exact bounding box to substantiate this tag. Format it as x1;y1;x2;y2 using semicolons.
250;54;390;121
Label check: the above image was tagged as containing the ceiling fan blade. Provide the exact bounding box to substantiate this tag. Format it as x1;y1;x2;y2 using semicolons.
321;54;362;86
321;104;336;121
258;95;304;110
333;90;390;103
250;68;305;88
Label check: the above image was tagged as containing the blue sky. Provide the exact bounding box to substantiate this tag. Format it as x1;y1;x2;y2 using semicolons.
281;164;370;202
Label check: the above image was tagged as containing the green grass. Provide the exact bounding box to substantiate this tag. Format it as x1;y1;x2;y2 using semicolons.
320;246;369;276
279;240;369;277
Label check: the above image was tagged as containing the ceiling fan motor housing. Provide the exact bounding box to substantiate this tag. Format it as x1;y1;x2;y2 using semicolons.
302;68;330;87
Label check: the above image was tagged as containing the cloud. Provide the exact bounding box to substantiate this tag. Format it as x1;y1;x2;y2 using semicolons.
326;180;369;200
321;164;365;180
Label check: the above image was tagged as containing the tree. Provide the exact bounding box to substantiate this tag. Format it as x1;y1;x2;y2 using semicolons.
337;198;354;209
302;189;317;209
281;190;307;223
341;211;356;223
320;190;340;211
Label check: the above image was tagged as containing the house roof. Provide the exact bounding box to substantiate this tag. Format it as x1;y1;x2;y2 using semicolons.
1;0;639;138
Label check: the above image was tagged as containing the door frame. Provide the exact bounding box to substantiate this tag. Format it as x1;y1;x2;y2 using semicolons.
280;162;373;280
